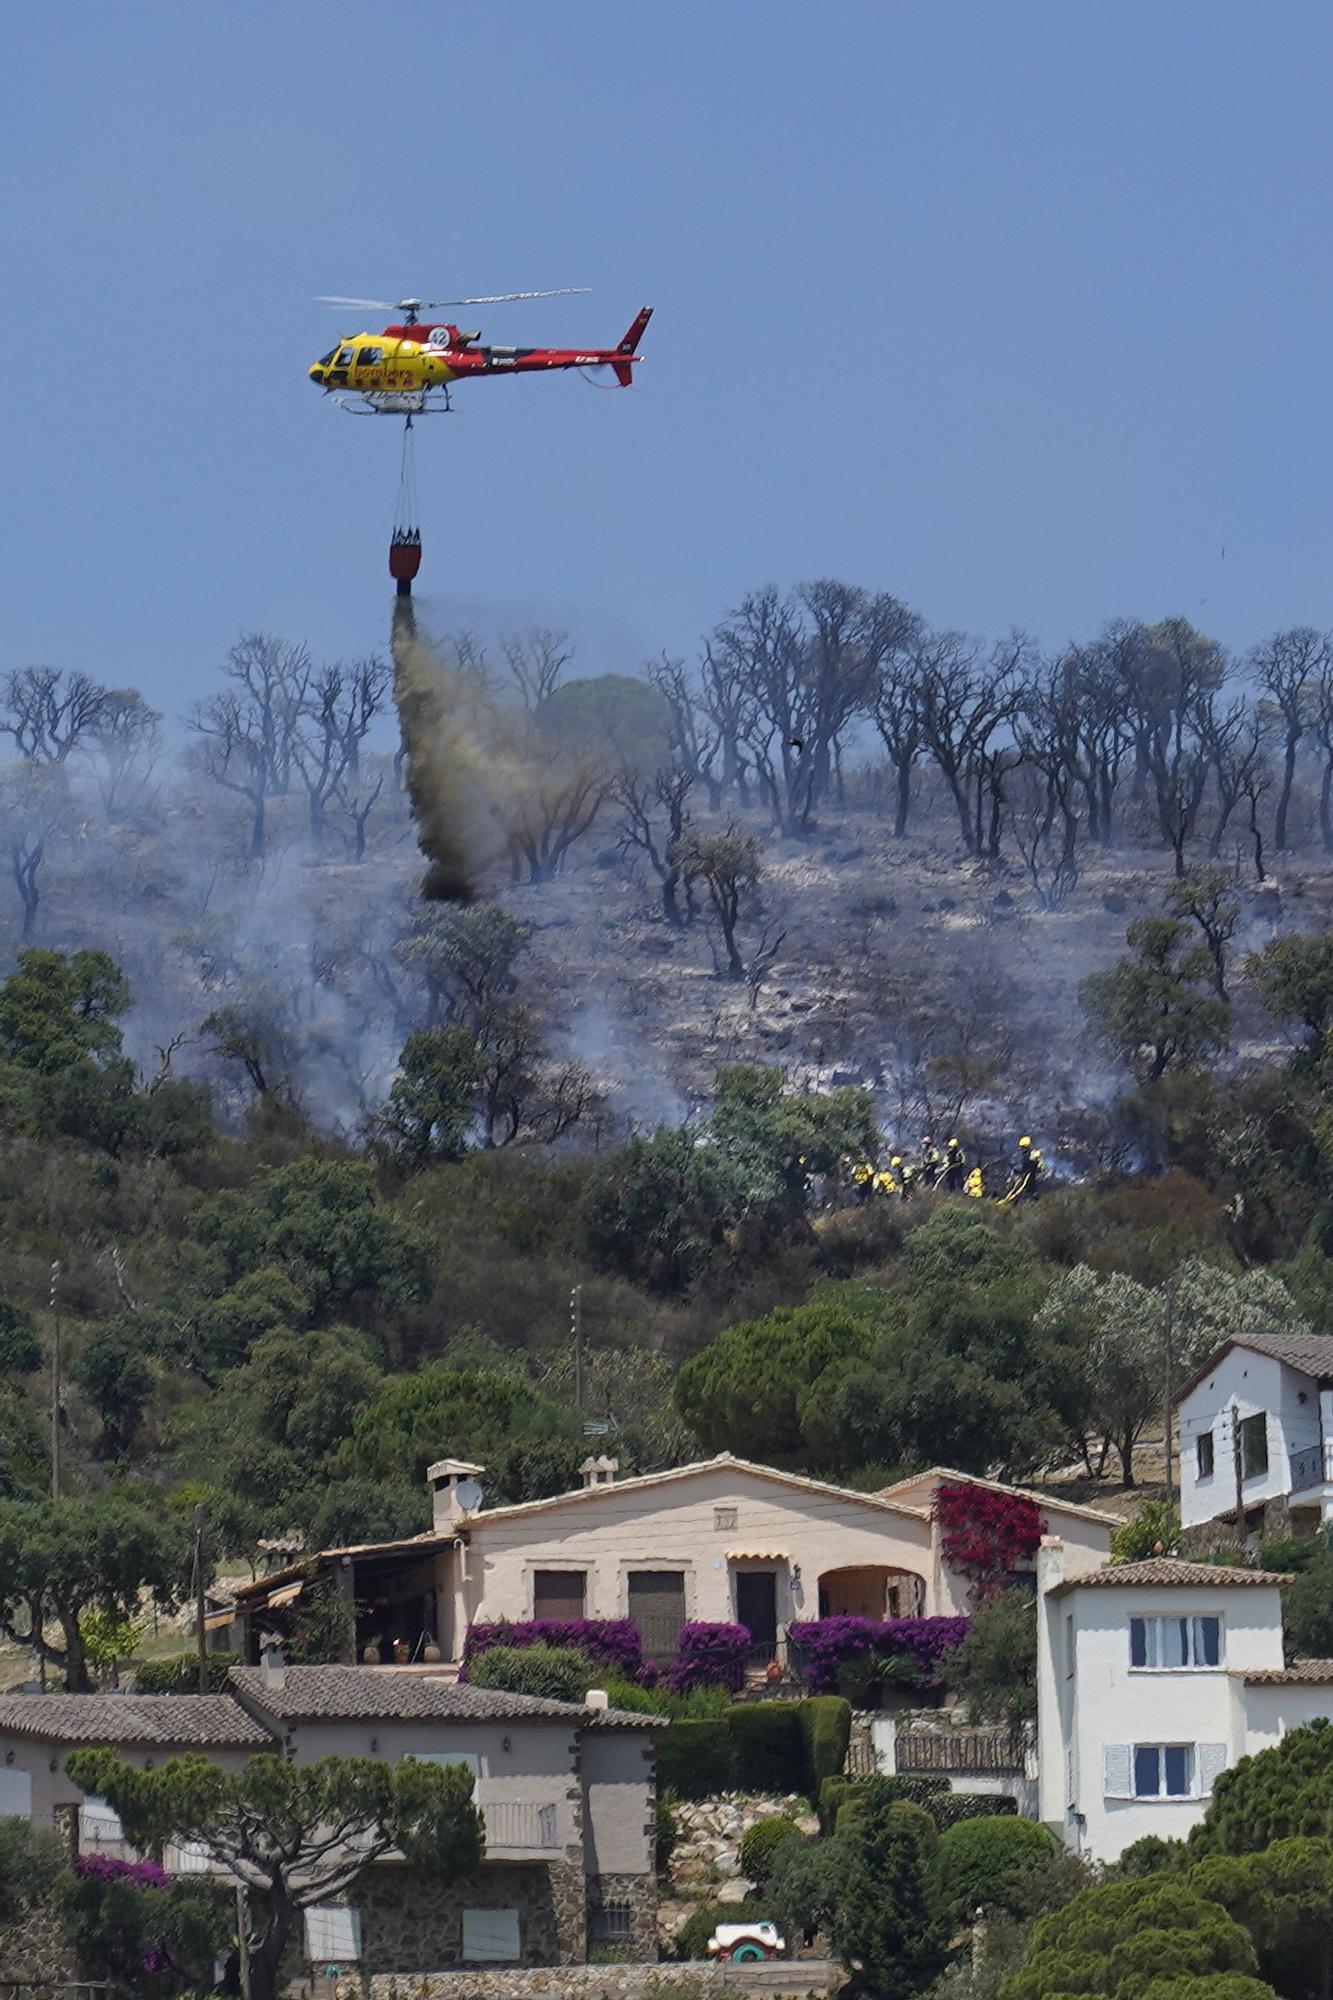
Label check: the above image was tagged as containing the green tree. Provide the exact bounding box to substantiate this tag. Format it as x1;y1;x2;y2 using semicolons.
710;1064;880;1225
73;1317;156;1460
834;1777;950;1999
378;1026;484;1164
1080;916;1231;1085
1247;931;1333;1054
191;1158;433;1319
1193;1718;1333;1855
0;1817;62;1926
936;1815;1057;1922
674;1301;872;1467
998;1875;1267;2000
953;1592;1038;1733
767;1830;854;1951
1284;1552;1333;1660
581;1123;743;1292
65;1749;484;2000
0;1495;180;1688
677;826;762;978
0;946;129;1073
339;1362;584;1500
0;1301;40;1375
1165;867;1240;1000
54;1862;227;2000
1191;1837;1333;2000
1111;1499;1181;1563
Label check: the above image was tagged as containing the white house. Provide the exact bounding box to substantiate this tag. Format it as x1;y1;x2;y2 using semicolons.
1036;1539;1333;1863
1175;1331;1333;1533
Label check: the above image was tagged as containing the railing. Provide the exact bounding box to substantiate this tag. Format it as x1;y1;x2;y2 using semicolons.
481;1799;558;1851
895;1725;1028;1775
1289;1441;1333;1492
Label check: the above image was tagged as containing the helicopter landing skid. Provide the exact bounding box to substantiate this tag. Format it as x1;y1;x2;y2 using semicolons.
332;389;453;417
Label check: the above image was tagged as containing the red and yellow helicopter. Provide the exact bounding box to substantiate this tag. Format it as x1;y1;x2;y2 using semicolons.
309;289;652;416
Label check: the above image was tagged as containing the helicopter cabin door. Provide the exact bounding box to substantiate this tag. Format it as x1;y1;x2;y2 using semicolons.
352;341;386;392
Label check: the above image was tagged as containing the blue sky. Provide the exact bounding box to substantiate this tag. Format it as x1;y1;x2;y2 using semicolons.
4;3;1332;710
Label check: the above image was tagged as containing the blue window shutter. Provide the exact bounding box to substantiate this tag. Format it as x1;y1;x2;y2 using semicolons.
1103;1743;1132;1798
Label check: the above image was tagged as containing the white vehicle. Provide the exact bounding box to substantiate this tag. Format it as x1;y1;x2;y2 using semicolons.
706;1920;786;1963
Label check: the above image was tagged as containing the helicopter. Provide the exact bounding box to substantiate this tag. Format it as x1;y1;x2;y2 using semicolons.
309;289;652;415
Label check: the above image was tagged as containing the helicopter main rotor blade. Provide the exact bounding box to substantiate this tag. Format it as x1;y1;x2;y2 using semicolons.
418;288;591;307
316;295;402;311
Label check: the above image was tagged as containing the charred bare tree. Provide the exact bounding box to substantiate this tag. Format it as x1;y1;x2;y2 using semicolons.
870;631;926;837
1137;620;1229;875
0;762;68;938
1165;866;1241;999
647;656;722;807
1251;627;1328;852
334;770;386;861
293;659;390;846
188;636;313;857
615;764;695;926
501;628;574;713
915;631;1026;855
0;667;109;765
87;691;163;822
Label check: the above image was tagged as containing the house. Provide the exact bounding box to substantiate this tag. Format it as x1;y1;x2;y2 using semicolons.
1036;1537;1333;1863
877;1468;1120;1596
226;1452;1117;1670
1175;1331;1333;1534
0;1663;659;1970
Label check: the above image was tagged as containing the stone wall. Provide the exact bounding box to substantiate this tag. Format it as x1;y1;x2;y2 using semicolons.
0;1903;75;1986
368;1964;843;1999
587;1871;657;1962
353;1857;587;1972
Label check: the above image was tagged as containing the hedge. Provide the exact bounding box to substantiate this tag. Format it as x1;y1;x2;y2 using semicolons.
655;1719;738;1799
816;1771;1011;1833
728;1702;805;1795
466;1643;594;1703
800;1695;851;1788
134;1651;238;1695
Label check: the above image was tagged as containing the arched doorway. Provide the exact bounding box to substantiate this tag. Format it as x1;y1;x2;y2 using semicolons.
818;1565;925;1620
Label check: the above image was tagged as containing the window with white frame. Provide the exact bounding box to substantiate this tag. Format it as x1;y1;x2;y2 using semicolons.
1104;1741;1228;1800
0;1769;31;1818
1129;1614;1221;1669
304;1906;362;1963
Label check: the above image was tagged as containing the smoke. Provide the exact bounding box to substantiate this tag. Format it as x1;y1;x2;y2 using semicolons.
389;598;487;903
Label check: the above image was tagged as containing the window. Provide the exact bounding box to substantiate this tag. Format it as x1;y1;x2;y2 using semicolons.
1240;1412;1269;1480
589;1898;634;1945
304;1906;361;1963
1065;1614;1075;1680
1197;1430;1215;1478
533;1568;586;1620
462;1908;521;1962
1134;1744;1193;1798
0;1770;31;1818
335;346;355;366
78;1797;124;1853
407;1751;479;1779
714;1506;738;1532
358;346;384;366
1129;1615;1221;1669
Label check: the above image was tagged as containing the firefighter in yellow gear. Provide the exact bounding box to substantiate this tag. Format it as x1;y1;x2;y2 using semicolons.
851;1160;875;1205
941;1136;966;1191
964;1165;985;1198
1000;1135;1045;1203
919;1134;943;1179
872;1168;898;1197
895;1156;920;1199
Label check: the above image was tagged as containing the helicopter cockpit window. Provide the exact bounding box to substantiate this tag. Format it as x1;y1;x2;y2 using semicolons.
359;347;384;366
317;349;337;367
335;346;356;367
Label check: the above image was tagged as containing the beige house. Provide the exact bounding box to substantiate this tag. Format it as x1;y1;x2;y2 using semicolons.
0;1664;659;1969
877;1468;1121;1608
230;1452;1116;1669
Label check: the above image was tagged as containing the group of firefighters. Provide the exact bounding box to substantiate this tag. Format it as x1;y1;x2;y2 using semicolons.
845;1133;1046;1206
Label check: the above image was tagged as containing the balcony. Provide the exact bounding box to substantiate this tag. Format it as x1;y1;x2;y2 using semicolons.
481;1799;559;1853
1289;1441;1333;1493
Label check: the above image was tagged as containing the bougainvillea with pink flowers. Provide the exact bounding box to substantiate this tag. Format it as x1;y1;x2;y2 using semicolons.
460;1617;644;1680
787;1615;970;1693
665;1622;750;1692
932;1482;1045;1598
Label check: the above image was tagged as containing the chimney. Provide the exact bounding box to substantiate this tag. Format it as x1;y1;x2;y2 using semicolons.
259;1632;286;1697
1036;1534;1065;1599
585;1688;610;1712
579;1456;619;1491
427;1458;487;1531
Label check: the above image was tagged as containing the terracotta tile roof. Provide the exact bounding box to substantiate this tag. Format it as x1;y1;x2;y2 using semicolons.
228;1666;657;1729
1175;1331;1333;1405
0;1694;274;1748
1239;1659;1333;1685
1050;1557;1296;1597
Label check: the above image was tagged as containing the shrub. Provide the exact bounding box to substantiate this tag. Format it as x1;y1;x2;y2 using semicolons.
599;1677;732;1719
655;1719;738;1800
740;1815;805;1887
1111;1499;1181;1565
890;1799;939;1856
953;1589;1037;1732
0;1818;62;1926
133;1650;238;1695
54;1855;229;1998
656;1786;679;1872
799;1694;852;1786
666;1622;750;1693
789;1615;970;1695
728;1701;805;1794
461;1617;644;1681
819;1771;946;1833
936;1813;1057;1919
673;1899;765;1961
933;1483;1045;1597
932;1791;1016;1831
466;1643;596;1703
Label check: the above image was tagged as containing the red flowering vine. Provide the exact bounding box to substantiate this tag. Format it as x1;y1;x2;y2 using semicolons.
933;1482;1045;1599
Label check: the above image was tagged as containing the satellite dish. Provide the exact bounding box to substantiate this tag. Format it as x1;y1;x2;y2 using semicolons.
455;1478;484;1513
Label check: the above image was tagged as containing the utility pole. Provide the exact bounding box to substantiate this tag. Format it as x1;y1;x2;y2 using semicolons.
48;1260;61;1503
1161;1271;1178;1510
194;1503;209;1696
571;1284;583;1414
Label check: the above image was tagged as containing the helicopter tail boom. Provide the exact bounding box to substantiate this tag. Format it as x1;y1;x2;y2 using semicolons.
611;307;653;386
